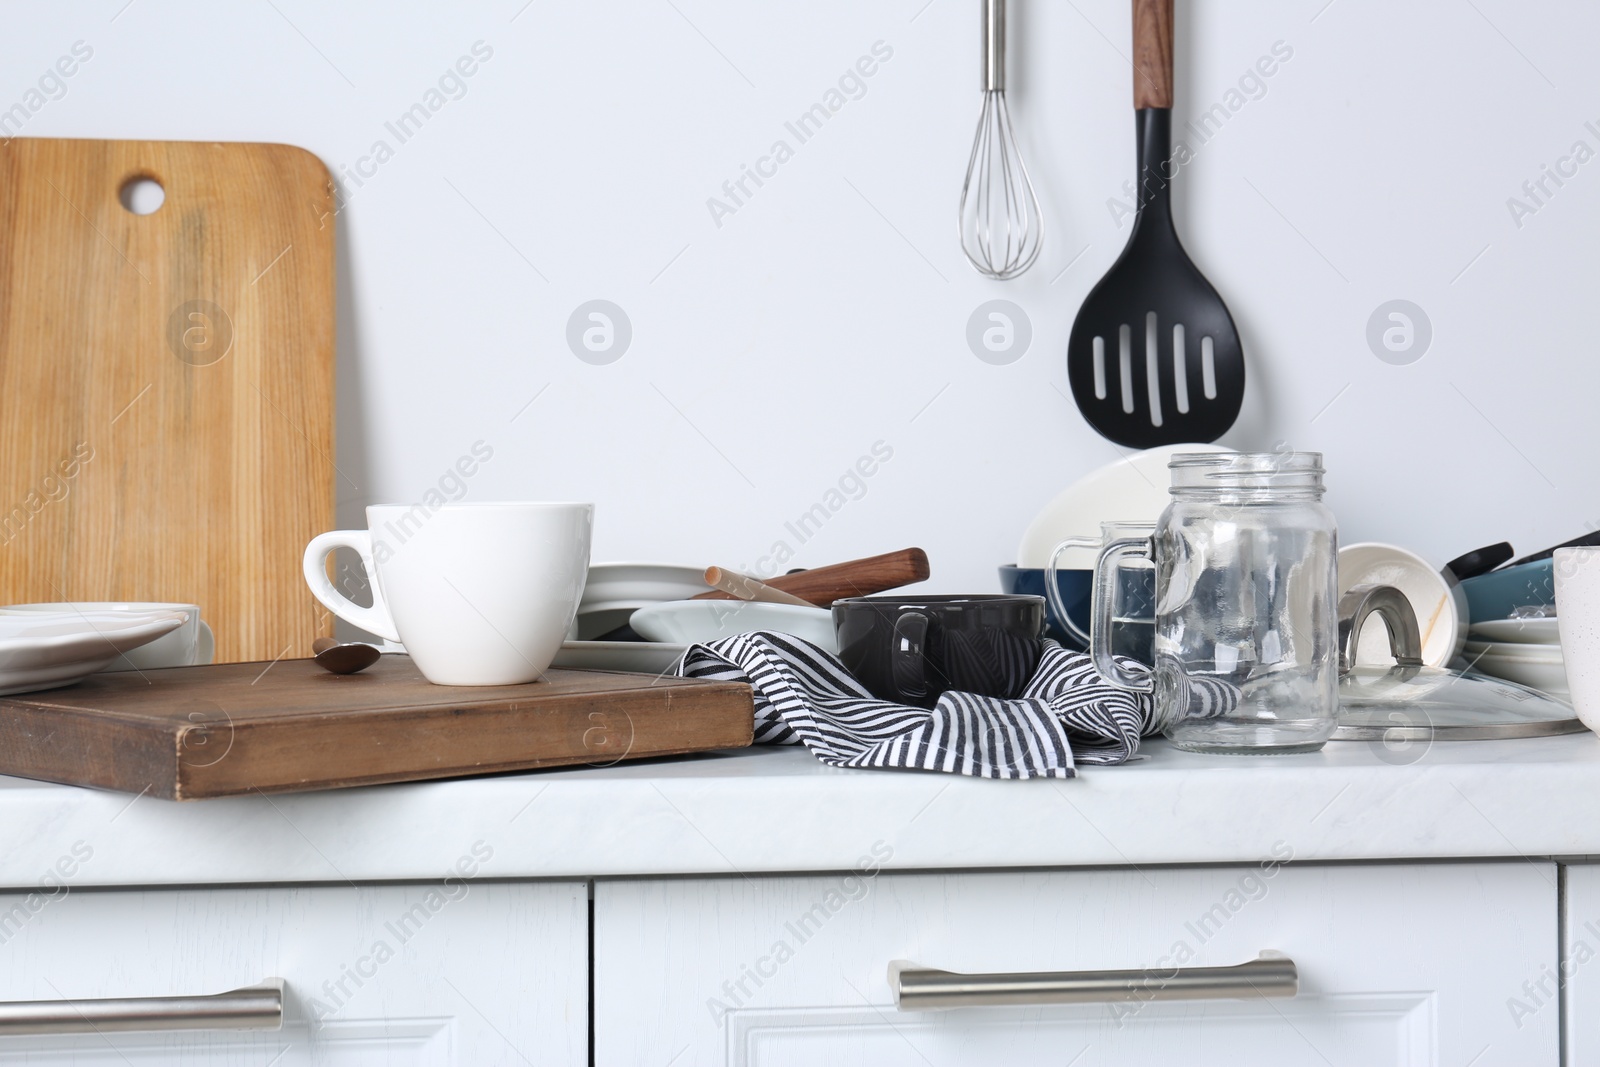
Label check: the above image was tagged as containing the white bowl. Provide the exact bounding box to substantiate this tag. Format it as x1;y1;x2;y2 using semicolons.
1339;542;1465;669
629;601;837;653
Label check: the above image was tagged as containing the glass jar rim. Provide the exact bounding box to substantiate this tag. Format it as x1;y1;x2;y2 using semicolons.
1167;451;1325;496
1168;451;1323;472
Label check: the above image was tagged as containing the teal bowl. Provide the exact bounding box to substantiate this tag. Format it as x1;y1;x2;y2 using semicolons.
1458;559;1555;624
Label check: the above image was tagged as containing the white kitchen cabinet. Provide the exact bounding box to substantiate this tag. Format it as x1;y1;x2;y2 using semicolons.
595;863;1557;1066
1563;863;1600;1059
0;880;587;1065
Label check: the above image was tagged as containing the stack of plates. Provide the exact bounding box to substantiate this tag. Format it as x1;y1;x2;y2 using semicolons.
1464;617;1568;701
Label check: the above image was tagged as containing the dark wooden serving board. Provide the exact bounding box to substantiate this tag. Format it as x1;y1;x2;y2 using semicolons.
0;656;753;800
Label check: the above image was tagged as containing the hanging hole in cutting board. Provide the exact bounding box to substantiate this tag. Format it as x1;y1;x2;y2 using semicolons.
118;176;164;215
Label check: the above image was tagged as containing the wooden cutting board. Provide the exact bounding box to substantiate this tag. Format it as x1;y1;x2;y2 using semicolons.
0;656;754;799
0;138;336;663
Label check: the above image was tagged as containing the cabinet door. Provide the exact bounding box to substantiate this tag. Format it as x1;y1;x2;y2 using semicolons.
596;863;1555;1066
1564;863;1600;1059
0;881;586;1065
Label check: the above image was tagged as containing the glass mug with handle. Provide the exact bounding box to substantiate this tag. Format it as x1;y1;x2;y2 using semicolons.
1044;520;1157;661
1084;452;1339;754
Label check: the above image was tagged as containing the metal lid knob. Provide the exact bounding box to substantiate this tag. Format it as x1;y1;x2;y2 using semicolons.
1337;584;1424;675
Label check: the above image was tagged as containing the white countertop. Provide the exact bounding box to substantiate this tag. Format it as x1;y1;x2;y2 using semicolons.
3;734;1598;889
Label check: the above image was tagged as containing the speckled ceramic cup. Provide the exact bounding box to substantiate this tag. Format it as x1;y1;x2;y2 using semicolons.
1555;548;1600;733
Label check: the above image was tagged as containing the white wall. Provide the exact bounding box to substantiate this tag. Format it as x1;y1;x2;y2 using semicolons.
10;0;1599;591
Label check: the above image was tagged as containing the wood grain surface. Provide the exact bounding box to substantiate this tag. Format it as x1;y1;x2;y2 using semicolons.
1132;0;1175;109
0;138;336;663
0;656;754;800
692;548;930;607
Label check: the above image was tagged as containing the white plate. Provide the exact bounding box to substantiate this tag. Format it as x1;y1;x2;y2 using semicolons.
550;640;687;675
570;607;640;641
580;563;712;609
629;601;837;653
1468;617;1562;645
574;563;715;640
1467;654;1570;699
1465;640;1564;664
0;610;187;696
1017;445;1230;569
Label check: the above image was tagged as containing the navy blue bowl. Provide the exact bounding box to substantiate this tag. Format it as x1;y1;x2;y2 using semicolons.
998;564;1154;661
999;565;1090;647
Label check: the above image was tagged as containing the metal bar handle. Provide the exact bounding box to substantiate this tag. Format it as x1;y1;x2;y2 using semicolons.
890;953;1296;1011
982;0;1005;91
0;979;283;1036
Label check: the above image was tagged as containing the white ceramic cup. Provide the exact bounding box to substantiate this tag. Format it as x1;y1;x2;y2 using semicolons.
1555;547;1600;731
303;502;593;686
0;602;214;671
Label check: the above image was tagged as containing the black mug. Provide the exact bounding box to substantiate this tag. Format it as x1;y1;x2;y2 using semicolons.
832;594;1046;709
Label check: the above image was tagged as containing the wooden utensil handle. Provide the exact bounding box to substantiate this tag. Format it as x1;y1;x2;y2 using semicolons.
703;567;815;607
1133;0;1174;109
692;548;930;607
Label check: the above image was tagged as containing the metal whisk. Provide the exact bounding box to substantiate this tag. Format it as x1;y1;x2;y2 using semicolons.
958;0;1043;280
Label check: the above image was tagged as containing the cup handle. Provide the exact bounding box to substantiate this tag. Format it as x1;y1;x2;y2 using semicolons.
891;611;929;700
302;531;401;643
1045;536;1103;647
195;620;215;665
1091;536;1155;692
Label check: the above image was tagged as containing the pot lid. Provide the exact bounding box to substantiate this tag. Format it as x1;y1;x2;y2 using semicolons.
1332;584;1584;741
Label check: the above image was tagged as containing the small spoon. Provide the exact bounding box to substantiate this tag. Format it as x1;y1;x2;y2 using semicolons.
312;636;381;675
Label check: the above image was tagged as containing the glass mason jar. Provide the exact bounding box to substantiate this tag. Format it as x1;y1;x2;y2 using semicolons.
1088;452;1339;754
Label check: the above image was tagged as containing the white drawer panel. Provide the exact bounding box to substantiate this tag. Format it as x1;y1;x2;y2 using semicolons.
1562;862;1600;1060
596;862;1555;1066
0;880;587;1066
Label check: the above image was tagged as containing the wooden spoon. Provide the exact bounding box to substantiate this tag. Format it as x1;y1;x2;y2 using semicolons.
703;567;815;606
692;548;930;608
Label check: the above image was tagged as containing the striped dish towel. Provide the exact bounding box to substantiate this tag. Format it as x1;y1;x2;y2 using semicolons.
678;633;1162;779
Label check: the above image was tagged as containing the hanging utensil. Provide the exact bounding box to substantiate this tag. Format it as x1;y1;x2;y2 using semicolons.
958;0;1043;280
1444;542;1514;581
1507;530;1600;569
1066;0;1244;447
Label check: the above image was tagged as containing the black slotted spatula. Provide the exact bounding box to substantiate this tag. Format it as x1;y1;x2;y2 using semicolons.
1067;0;1244;448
